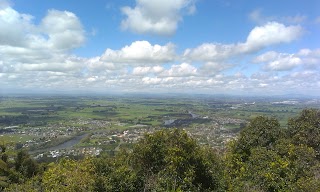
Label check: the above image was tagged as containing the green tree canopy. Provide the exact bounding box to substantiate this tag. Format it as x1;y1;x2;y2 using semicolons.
288;109;320;157
130;129;225;191
232;116;283;160
226;110;320;192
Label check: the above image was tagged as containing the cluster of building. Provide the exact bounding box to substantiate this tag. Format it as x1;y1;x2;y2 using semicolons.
2;115;246;159
35;147;102;159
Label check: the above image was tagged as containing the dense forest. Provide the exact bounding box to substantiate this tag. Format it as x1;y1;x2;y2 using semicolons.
1;109;320;191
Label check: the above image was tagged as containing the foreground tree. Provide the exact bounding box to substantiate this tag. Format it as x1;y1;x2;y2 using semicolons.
226;110;320;191
231;116;284;160
92;129;226;192
0;159;9;189
93;151;143;192
288;109;320;157
130;129;225;191
15;150;40;179
0;144;9;189
42;158;95;192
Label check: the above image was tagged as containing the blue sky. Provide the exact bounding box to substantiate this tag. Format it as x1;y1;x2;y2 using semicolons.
1;0;320;95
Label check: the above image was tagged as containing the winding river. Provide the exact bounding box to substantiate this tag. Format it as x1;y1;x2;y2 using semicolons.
29;133;88;154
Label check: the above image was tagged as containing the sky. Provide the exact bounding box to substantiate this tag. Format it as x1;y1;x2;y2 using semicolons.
0;0;320;96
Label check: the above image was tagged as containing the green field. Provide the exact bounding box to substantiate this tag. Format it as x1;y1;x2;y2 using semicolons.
1;95;319;128
1;95;319;152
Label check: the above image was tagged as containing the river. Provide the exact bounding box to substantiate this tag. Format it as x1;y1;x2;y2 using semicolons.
29;133;88;154
164;111;199;126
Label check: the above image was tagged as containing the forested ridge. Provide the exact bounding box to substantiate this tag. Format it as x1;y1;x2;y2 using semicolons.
1;109;320;191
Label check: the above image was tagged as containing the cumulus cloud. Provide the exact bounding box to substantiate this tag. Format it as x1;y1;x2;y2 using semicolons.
141;76;203;89
244;22;303;52
199;62;232;75
184;22;303;61
86;76;99;82
86;57;115;72
183;43;237;61
0;6;35;47
132;66;164;75
254;48;320;71
41;10;85;50
298;48;320;57
100;41;176;64
0;7;85;51
0;4;86;74
297;49;320;69
253;51;278;63
160;63;197;77
121;0;196;35
142;77;162;85
16;55;85;72
263;55;302;71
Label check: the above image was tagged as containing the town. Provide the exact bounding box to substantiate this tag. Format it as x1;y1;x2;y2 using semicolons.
1;95;319;161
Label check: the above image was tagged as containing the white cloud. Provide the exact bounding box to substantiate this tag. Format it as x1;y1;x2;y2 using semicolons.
184;22;303;61
121;0;196;35
41;10;85;50
290;70;316;78
297;49;320;69
87;56;115;71
0;7;85;51
244;22;303;52
199;61;232;75
183;43;237;61
255;48;320;71
253;51;278;63
86;76;99;82
298;48;320;57
0;5;86;74
160;63;197;77
0;6;35;47
263;55;302;71
142;77;162;85
258;83;268;88
100;41;176;64
132;66;164;75
17;55;85;72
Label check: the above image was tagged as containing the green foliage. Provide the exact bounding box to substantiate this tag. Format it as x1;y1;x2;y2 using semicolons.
292;163;320;192
0;160;9;189
4;176;43;192
226;109;320;191
130;129;225;191
42;158;95;192
288;109;320;157
233;116;283;159
0;143;10;189
93;152;143;192
2;109;320;191
15;150;39;179
91;129;225;192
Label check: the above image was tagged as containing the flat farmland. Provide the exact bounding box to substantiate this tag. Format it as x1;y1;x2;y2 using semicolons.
0;95;319;159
